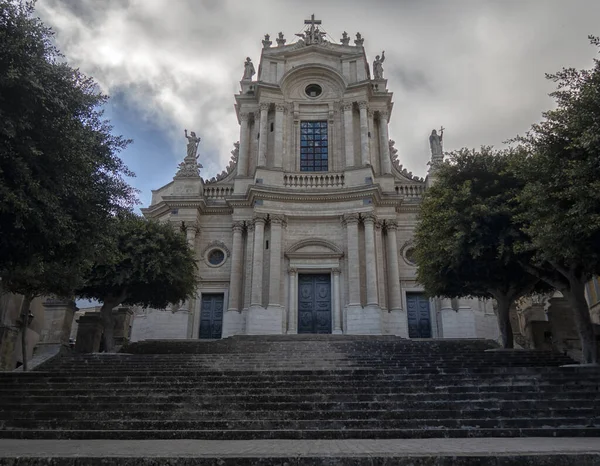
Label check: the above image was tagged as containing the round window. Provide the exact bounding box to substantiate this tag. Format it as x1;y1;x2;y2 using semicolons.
305;84;322;98
404;247;417;266
207;249;225;266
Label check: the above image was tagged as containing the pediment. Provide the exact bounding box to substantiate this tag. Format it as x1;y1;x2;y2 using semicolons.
285;238;344;259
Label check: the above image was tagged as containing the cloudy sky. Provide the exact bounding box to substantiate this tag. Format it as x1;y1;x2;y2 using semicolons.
37;0;600;206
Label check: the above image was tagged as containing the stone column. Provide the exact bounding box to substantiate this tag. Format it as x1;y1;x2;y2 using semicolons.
250;216;266;307
379;111;392;174
287;267;298;334
343;103;355;168
238;112;249;176
332;268;342;334
257;102;269;167
274;104;285;169
227;221;245;312
242;222;255;311
358;101;369;166
363;213;379;306
385;221;402;311
375;220;387;309
343;213;361;306
268;215;285;306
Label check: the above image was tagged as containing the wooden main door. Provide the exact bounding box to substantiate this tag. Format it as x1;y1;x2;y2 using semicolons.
406;292;432;338
199;293;224;339
298;274;332;334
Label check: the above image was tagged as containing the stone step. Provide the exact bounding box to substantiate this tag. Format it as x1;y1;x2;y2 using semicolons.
1;398;594;413
1;438;599;466
2;383;598;397
3;427;600;440
4;407;598;421
3;416;599;431
2;391;597;405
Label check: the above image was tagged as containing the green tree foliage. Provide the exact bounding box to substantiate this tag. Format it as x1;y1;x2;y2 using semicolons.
414;148;546;348
512;36;600;363
0;1;137;367
77;214;198;352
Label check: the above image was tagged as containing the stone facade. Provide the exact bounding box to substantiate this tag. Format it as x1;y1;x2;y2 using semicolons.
134;18;500;342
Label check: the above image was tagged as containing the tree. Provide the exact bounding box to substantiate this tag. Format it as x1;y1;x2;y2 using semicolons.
76;214;198;352
414;148;548;348
512;36;600;363
0;1;137;368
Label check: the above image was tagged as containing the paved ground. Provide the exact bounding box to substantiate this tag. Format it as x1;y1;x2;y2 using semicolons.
1;438;599;458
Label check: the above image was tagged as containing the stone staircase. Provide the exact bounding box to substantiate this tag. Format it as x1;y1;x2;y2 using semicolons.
0;335;599;442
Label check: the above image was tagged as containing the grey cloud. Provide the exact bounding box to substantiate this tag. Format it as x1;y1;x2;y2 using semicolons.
37;0;600;187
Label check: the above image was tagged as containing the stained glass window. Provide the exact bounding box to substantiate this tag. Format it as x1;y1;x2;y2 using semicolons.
300;121;328;172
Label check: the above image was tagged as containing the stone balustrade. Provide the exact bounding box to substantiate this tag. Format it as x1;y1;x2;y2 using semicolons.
396;184;425;198
283;173;345;188
203;185;233;199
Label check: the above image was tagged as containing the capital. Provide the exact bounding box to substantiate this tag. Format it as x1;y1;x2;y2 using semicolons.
342;213;360;226
239;112;249;122
362;213;377;224
358;101;368;110
342;102;353;112
259;102;270;112
275;104;287;113
270;214;286;226
253;214;267;225
288;267;298;275
331;268;341;276
367;109;375;118
232;221;244;233
378;110;389;121
385;220;399;231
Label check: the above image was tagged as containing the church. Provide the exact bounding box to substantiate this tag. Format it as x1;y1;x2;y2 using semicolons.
132;17;499;342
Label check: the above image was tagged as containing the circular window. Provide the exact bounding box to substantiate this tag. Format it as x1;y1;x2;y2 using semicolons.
305;84;322;98
404;247;417;266
207;249;225;267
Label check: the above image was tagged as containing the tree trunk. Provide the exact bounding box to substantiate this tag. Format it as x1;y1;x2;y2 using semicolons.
494;294;514;349
19;294;33;371
100;302;117;353
563;279;598;364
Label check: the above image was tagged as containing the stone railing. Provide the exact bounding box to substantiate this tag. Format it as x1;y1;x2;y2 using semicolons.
283;173;345;188
203;185;233;199
396;184;425;198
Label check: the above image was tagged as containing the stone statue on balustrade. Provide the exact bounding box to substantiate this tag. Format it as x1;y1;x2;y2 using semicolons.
242;57;255;81
373;51;385;79
175;129;203;178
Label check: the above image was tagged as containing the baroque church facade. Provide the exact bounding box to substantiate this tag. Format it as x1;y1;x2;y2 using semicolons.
132;17;499;342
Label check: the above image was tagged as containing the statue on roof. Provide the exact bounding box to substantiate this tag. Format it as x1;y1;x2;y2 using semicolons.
429;127;444;158
176;129;202;178
242;57;255;81
295;14;328;47
373;51;385;79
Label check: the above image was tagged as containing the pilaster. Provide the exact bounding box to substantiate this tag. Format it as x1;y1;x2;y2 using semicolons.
287;267;298;334
343;103;355;168
363;213;379;306
358;101;369;166
274;104;286;169
227;221;245;312
342;213;361;306
250;215;266;307
378;111;392;174
332;268;342;334
257;103;269;167
238;112;249;176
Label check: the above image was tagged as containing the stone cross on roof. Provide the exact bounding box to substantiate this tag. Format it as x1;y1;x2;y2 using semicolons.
304;13;322;29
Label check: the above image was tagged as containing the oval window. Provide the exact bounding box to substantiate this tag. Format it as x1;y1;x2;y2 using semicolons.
305;84;322;98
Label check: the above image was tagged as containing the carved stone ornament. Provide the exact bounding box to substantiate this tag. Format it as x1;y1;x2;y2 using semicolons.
276;32;286;47
288;267;298;275
176;129;203;178
294;14;329;48
362;212;377;224
340;31;350;46
262;34;272;48
354;32;364;47
204;141;239;185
